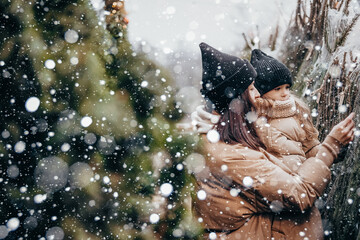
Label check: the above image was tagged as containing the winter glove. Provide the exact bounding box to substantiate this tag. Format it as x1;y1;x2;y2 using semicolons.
191;105;220;133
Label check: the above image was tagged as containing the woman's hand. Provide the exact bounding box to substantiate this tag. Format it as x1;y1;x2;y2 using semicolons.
329;112;355;145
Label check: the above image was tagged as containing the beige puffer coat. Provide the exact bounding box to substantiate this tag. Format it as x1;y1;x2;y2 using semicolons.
254;97;321;172
192;135;340;240
191;105;341;239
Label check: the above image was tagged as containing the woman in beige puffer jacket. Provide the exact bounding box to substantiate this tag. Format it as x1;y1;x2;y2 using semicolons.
192;103;353;240
192;42;355;240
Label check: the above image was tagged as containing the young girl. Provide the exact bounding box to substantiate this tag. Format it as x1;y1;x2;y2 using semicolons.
250;49;321;172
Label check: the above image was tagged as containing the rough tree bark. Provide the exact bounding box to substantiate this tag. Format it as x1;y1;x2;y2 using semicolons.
280;0;360;239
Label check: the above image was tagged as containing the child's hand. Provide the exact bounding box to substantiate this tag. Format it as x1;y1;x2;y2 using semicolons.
329;112;355;145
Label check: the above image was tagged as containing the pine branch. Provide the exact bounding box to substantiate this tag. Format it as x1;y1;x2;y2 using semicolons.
342;0;351;15
270;24;279;51
337;0;345;11
295;0;302;29
242;33;252;50
317;0;328;42
335;13;360;49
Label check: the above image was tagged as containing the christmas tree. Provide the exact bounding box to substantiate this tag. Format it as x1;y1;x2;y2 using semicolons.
0;0;200;239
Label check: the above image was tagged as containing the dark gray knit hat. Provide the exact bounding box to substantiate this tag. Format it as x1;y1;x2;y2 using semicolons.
200;42;257;113
250;49;292;96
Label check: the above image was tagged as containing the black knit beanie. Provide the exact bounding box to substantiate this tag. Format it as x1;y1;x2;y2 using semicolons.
250;49;292;96
200;42;257;113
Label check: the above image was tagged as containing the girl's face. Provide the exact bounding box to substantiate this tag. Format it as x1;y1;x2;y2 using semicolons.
262;84;290;101
248;82;260;106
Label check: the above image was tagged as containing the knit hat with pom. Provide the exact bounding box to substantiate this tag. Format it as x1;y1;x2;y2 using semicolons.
250;49;292;96
200;42;257;113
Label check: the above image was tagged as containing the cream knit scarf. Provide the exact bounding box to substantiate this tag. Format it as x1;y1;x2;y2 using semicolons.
191;97;297;133
267;97;296;118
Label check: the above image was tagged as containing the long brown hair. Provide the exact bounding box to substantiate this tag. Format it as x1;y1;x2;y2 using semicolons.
215;89;265;150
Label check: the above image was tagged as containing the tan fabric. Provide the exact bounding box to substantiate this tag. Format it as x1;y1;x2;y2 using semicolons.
193;135;341;240
255;97;321;172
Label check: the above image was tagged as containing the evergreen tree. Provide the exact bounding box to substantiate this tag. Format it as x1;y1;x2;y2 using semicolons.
0;0;200;239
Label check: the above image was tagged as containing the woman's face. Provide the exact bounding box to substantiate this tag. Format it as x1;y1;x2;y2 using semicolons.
248;82;260;106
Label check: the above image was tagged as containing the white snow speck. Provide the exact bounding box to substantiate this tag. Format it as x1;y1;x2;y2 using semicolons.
69;162;93;188
149;213;160;224
354;129;360;137
1;130;10;139
7;165;19;178
173;229;183;237
230;188;239;197
311;109;318;117
25;97;40;112
64;29;79;44
14;141;26;153
164;6;176;15
197;190;206;200
207;129;220;143
44;59;56;69
6;218;20;231
0;225;8;239
61;143;70;152
336;81;343;88
160;183;173;197
245;111;258;123
141;81;148;87
46;226;65;240
209;232;217;239
34;156;69;193
338;105;347;113
89;200;96;207
80;116;92;127
243;176;253;188
84;133;97;145
328;65;341;78
185;153;205;174
221;164;228;172
103;176;110;184
34;194;47;204
176;163;183;171
70;57;78;65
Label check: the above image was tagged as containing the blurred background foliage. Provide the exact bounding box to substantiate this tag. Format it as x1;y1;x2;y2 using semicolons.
0;0;201;239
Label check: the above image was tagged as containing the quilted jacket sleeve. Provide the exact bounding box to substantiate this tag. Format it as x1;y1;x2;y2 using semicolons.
208;135;340;213
255;117;305;156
